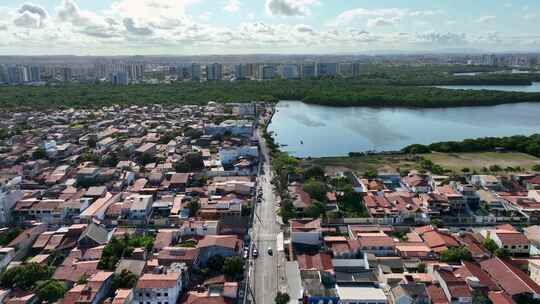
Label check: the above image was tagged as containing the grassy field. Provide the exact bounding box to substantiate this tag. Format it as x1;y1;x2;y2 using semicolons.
302;152;540;175
423;152;540;172
302;155;418;174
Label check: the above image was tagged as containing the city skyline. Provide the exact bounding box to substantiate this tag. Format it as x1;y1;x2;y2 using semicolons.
0;0;540;55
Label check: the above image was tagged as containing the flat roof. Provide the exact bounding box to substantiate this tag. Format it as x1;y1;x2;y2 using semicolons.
336;285;387;301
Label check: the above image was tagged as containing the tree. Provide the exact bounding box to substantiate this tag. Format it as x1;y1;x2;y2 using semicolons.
36;280;67;303
461;167;471;173
304;165;325;181
275;292;291;304
207;255;225;272
306;200;326;219
402;144;431;154
363;169;378;179
87;137;97;148
187;199;201;217
430;219;443;228
32;147;47;160
472;294;492;304
417;263;426;273
0;263;54;290
495;248;510;259
223;256;244;281
489;165;502;172
302;179;328;202
77;275;88;285
184;152;204;171
110;270;138;291
440;247;472;263
279;199;297;223
483;238;498;253
533;164;540;172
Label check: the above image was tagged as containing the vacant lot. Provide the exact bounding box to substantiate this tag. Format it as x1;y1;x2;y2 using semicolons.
423;152;540;172
302;155;418;175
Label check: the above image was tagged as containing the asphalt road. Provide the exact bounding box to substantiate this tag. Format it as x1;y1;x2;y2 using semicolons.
249;124;281;304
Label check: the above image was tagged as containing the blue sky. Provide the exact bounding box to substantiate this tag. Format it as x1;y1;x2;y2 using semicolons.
0;0;539;55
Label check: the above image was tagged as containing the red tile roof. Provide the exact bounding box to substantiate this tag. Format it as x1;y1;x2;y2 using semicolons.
297;253;333;274
426;285;449;304
480;257;540;296
136;273;180;289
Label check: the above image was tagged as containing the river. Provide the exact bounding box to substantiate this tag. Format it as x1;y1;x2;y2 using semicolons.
267;84;540;158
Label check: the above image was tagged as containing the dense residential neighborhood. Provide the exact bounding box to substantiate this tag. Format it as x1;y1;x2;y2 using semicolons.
1;101;540;304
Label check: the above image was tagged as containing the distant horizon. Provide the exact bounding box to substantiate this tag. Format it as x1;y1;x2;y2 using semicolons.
1;49;540;58
1;0;540;55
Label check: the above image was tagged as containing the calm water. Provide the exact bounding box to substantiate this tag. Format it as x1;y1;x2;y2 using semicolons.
268;100;540;158
436;82;540;92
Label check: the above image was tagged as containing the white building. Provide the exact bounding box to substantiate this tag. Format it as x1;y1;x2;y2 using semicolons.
336;285;387;304
0;177;24;224
135;273;184;304
219;146;258;165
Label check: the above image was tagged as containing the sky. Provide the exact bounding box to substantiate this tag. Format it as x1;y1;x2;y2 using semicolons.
0;0;539;55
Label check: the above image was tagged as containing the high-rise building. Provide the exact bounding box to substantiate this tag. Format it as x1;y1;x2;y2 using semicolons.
191;63;201;81
245;64;254;78
259;65;275;80
234;64;246;80
352;63;361;77
206;63;223;81
0;65;7;84
111;72;129;85
301;63;317;79
29;66;41;82
317;63;338;76
7;66;28;84
61;67;72;82
280;64;299;80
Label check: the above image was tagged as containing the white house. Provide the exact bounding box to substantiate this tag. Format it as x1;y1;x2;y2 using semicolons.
135;273;184;304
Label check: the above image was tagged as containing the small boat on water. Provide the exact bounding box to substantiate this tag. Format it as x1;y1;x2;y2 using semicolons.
300;140;304;144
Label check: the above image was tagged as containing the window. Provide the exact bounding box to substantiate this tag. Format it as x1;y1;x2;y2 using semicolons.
146;293;150;297
512;245;516;249
157;293;161;297
158;302;161;304
164;293;168;297
139;293;143;297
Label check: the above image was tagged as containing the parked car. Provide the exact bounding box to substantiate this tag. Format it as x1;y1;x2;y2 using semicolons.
252;248;259;258
267;247;273;256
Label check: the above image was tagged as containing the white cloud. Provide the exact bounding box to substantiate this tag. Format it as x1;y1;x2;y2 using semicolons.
13;3;49;28
331;8;440;27
265;0;319;17
224;0;241;13
123;18;153;36
476;15;496;23
366;17;397;28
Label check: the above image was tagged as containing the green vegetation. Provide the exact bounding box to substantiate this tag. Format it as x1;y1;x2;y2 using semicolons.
0;263;55;291
36;280;67;303
110;270;138;292
0;227;22;246
223;256;244;281
404;134;540;158
176;240;198;248
186;199;201;217
302;179;328;202
3;67;540;111
483;238;498;253
98;234;154;270
275;292;291;304
207;255;225;273
440;247;473;263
